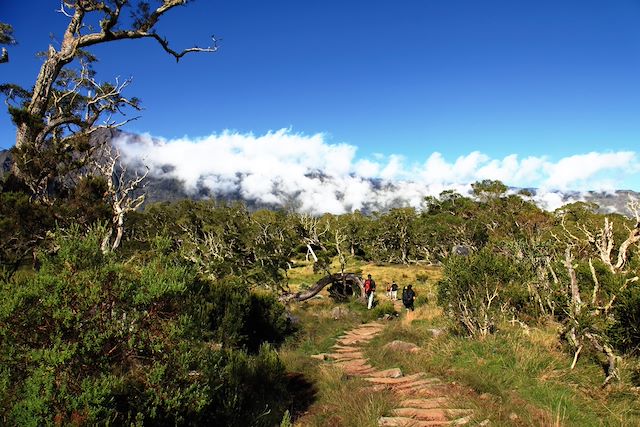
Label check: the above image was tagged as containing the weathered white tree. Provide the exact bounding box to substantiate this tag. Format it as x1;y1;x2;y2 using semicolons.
298;213;329;263
92;146;148;253
4;1;217;197
558;197;640;385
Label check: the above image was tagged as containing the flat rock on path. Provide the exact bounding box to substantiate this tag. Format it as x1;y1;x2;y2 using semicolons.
310;321;475;426
384;340;421;353
378;417;450;427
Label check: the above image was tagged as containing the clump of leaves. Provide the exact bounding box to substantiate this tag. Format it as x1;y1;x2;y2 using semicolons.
437;248;523;337
0;226;292;426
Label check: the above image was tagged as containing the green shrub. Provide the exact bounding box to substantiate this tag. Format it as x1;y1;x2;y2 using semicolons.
206;280;294;352
415;272;429;283
609;285;640;355
437;248;522;337
212;344;290;427
0;227;293;426
372;300;397;318
415;293;429;306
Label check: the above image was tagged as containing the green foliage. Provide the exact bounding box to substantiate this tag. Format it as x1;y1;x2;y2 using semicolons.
0;191;53;271
471;179;507;201
368;207;418;264
437;248;523;336
415;293;429;306
0;181;110;276
371;300;397;318
206;280;295;352
609;285;640;355
213;344;290;427
415;272;429;283
280;410;292;427
0;226;293;426
129;201;296;288
0;22;16;45
368;320;640;425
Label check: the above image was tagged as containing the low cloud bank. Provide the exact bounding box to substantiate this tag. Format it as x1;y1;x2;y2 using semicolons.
115;129;638;214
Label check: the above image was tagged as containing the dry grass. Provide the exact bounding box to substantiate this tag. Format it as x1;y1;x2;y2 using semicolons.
294;366;398;427
282;261;640;426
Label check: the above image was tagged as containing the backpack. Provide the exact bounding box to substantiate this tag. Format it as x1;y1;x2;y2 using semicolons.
403;288;414;304
364;279;372;293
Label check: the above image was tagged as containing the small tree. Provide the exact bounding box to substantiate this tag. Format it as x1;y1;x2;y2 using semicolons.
90;146;148;253
437;248;522;338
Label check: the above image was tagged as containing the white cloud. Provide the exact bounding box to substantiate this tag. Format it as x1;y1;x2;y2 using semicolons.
115;129;639;214
541;151;637;191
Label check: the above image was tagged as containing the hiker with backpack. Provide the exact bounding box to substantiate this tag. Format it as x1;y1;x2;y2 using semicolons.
402;284;416;311
364;274;376;310
390;280;399;301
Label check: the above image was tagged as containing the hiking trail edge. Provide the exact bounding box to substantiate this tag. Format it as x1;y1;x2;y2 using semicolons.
312;321;474;426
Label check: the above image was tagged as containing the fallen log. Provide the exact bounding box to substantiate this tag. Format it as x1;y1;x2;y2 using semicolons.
280;273;364;303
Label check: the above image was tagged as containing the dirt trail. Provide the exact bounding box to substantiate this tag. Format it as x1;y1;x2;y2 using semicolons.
312;319;474;426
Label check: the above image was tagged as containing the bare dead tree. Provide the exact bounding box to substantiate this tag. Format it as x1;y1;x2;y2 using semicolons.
298;214;329;263
92;147;148;253
558;197;640;386
12;62;141;200
7;1;217;195
457;282;499;338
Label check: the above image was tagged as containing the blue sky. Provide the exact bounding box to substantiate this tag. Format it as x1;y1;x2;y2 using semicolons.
1;0;640;193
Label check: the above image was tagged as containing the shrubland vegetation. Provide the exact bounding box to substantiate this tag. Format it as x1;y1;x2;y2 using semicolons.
2;2;640;424
2;172;640;424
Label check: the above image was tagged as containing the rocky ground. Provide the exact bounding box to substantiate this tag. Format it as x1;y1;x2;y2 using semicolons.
311;300;477;426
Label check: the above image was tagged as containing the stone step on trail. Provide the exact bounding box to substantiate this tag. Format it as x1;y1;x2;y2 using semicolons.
355;322;385;329
399;398;449;409
336;359;376;376
311;351;365;361
344;366;376;376
390;378;443;393
336;337;370;346
365;378;442;394
378;416;451;426
325;351;364;360
392;408;447;421
338;332;379;341
309;320;475;426
334;358;369;368
364;372;427;385
367;368;403;378
395;390;451;401
393;383;450;398
332;345;361;353
339;329;380;338
310;353;330;361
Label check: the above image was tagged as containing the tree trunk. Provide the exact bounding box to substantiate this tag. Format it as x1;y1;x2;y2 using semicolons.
111;212;125;252
101;227;113;254
279;273;364;303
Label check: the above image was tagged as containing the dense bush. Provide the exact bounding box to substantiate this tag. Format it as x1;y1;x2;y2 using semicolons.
437;249;524;337
206;279;295;352
371;300;397;318
0;179;110;276
0;227;292;426
609;285;640;355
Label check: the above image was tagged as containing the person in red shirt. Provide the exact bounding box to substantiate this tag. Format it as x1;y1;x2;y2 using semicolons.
364;274;376;309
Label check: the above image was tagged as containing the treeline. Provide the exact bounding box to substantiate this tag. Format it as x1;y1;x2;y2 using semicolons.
2;177;640;424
